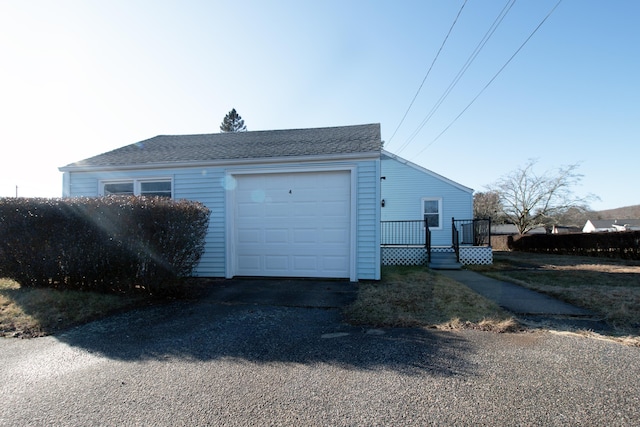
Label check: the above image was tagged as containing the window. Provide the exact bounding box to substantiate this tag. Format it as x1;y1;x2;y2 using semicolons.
140;181;172;197
104;182;134;196
101;179;172;198
422;198;442;229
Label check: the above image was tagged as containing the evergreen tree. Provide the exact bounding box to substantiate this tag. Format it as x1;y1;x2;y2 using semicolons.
220;108;247;132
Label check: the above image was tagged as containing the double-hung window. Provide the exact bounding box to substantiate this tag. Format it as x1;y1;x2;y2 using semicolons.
422;198;442;229
101;179;173;198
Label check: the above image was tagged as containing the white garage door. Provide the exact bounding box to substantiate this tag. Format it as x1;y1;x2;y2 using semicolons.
233;171;351;278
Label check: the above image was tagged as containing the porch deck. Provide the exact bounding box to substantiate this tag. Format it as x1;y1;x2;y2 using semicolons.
381;218;493;266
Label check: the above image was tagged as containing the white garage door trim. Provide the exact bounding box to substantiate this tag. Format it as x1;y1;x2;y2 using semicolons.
225;166;357;281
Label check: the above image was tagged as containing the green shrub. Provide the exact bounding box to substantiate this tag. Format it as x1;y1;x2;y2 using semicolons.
0;197;210;294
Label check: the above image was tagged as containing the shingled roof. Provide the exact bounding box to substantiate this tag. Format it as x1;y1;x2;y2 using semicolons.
61;123;381;170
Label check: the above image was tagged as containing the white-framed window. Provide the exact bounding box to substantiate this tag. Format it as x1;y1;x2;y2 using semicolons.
100;178;173;198
422;197;442;229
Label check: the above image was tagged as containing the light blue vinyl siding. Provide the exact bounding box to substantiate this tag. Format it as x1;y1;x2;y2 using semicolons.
65;158;381;280
380;154;473;246
356;159;381;280
173;169;225;277
65;167;227;277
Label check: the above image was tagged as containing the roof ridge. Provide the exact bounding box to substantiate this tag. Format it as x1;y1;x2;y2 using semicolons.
152;123;380;138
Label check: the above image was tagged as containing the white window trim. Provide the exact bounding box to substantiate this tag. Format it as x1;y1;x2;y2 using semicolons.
99;177;174;198
421;197;443;230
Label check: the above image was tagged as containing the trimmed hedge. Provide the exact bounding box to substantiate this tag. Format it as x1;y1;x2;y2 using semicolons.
508;231;640;260
0;196;211;294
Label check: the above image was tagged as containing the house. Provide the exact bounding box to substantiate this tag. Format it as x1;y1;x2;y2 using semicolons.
583;219;640;233
59;123;488;280
59;124;382;281
380;150;473;245
379;151;491;266
551;225;581;234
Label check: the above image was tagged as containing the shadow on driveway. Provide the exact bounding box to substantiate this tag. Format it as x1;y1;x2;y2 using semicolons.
55;278;475;377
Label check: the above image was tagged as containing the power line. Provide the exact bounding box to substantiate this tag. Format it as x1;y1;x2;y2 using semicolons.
395;0;517;155
386;0;468;147
412;0;563;159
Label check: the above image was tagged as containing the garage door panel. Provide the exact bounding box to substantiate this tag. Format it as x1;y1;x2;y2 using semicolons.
292;228;318;243
234;171;351;278
292;256;318;271
321;228;350;244
323;256;349;272
265;228;289;244
264;256;289;272
264;201;290;217
320;201;350;217
236;202;262;219
237;229;261;244
291;201;318;216
237;255;262;272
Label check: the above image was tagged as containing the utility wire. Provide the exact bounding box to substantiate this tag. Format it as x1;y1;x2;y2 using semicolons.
386;0;468;147
396;0;517;155
412;0;563;159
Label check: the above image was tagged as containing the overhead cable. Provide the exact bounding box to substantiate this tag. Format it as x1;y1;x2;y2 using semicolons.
412;0;563;159
386;0;468;147
396;0;517;155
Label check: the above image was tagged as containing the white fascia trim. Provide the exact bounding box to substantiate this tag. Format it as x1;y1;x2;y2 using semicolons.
59;151;381;173
382;149;474;194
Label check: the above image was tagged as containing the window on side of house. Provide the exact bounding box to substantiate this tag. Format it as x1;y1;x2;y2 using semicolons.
422;198;442;229
101;179;172;198
104;181;134;196
140;181;172;198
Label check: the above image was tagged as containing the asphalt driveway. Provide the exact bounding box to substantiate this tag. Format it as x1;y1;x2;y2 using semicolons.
1;279;639;426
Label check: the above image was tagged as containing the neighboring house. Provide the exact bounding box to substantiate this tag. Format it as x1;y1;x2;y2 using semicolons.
551;225;582;234
583;219;640;233
59;124;382;281
380;150;473;246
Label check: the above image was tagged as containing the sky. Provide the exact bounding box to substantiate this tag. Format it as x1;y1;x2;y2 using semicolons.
0;0;638;211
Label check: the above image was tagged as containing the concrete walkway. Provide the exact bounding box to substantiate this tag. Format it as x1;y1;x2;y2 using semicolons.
438;269;611;331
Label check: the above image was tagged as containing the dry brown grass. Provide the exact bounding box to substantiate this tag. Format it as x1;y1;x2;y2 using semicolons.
0;278;145;338
344;265;517;332
470;252;640;336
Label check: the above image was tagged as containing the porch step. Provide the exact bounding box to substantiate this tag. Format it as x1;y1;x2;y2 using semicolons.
428;251;462;270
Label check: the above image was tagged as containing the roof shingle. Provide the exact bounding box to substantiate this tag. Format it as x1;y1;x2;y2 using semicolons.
62;123;381;169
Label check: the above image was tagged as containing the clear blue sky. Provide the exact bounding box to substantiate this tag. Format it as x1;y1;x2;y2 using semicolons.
1;0;638;211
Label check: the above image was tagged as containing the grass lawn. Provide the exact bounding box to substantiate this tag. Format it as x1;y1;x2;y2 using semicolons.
13;253;636;339
469;251;640;336
344;265;517;332
0;278;148;338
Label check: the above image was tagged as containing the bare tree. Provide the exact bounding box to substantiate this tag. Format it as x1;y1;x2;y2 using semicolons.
487;159;596;234
473;191;504;222
554;206;593;228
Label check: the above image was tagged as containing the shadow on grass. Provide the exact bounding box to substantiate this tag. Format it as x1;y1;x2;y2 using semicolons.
54;279;476;378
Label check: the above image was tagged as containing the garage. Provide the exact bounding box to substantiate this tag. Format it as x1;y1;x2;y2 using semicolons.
232;170;352;279
61;123;382;280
